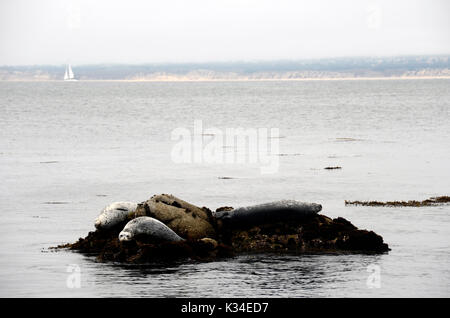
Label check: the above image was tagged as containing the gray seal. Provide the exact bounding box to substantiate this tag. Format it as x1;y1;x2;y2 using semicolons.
95;202;138;230
119;216;185;242
214;200;322;229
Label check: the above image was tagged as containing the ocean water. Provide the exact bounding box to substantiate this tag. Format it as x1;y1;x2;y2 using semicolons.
0;79;449;297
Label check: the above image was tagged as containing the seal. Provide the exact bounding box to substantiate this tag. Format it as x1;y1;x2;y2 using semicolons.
214;200;322;229
139;194;216;240
94;202;138;230
119;216;185;242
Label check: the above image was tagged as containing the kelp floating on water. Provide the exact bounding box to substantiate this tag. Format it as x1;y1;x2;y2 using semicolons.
345;196;450;207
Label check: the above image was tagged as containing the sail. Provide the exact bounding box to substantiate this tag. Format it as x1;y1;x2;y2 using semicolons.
68;64;74;79
64;67;69;80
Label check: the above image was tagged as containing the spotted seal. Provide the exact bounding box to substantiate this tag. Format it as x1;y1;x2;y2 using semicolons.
94;202;138;230
119;216;185;242
138;194;216;240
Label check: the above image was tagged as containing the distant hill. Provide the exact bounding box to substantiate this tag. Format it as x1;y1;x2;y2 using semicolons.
1;55;449;81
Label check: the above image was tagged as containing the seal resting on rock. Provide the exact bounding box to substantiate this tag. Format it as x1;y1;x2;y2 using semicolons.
214;200;322;229
60;195;390;263
136;194;216;240
119;216;185;242
95;202;138;230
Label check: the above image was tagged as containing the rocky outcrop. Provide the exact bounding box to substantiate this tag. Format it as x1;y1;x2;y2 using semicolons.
60;228;232;263
59;195;390;263
225;215;389;254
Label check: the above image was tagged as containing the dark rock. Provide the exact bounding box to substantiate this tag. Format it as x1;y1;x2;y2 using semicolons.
227;215;389;254
58;196;390;263
60;214;389;263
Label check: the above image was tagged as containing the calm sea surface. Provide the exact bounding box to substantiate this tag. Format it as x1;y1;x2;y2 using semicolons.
0;80;449;297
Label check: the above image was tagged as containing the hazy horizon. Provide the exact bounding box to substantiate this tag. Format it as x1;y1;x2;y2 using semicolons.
1;54;449;68
1;0;449;65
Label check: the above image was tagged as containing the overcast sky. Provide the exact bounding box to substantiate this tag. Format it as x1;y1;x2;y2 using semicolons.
0;0;449;65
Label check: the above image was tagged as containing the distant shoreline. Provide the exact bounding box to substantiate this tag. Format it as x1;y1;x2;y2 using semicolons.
1;55;448;82
1;76;450;82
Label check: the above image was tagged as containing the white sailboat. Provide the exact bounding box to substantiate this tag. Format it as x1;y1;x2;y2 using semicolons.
64;64;77;81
